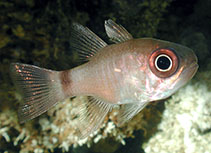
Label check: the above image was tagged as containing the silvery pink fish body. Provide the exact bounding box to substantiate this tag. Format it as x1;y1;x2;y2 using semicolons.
10;19;198;138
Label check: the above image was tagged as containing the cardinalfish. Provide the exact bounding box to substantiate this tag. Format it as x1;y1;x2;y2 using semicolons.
10;19;198;138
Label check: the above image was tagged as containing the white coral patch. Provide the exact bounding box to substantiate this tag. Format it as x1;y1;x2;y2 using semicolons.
144;81;211;153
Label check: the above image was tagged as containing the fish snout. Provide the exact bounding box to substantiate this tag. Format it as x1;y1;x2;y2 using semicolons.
183;58;198;81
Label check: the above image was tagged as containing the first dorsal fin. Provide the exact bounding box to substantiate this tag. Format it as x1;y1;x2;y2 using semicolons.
105;19;133;43
70;23;107;61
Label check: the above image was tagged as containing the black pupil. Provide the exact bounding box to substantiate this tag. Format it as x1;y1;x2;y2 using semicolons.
157;56;171;70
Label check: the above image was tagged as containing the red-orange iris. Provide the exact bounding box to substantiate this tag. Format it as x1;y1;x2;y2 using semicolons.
149;48;179;78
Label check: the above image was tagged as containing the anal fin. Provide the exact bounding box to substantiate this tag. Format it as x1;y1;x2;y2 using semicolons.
76;96;113;138
117;102;149;126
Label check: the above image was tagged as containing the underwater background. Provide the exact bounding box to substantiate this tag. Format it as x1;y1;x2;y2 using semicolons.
0;0;211;152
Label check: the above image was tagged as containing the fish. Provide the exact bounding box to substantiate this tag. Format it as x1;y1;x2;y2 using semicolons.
10;19;198;138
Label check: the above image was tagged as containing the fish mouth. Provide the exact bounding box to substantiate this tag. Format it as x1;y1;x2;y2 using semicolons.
171;61;198;90
178;61;198;85
187;62;198;78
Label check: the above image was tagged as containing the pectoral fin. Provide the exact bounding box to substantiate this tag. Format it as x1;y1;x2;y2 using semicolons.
104;19;133;43
117;102;149;126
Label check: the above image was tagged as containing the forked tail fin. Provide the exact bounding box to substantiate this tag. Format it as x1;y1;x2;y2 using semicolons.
10;63;67;123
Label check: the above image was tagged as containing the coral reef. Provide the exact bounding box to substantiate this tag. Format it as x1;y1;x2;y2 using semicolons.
0;94;163;152
143;1;211;152
143;71;211;153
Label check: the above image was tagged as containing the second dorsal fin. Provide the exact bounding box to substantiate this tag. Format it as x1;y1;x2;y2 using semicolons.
105;19;133;43
70;23;107;61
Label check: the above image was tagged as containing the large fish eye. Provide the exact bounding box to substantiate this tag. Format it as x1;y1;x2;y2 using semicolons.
149;48;179;78
155;54;172;72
